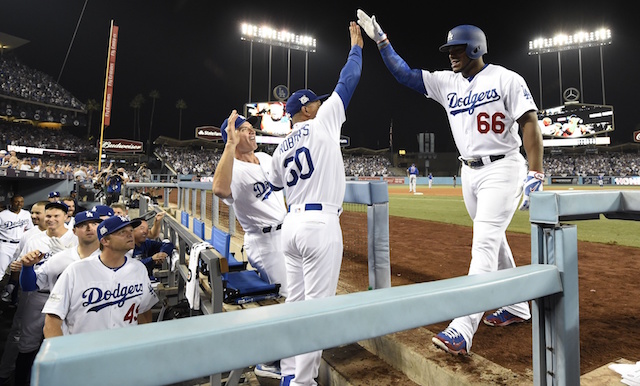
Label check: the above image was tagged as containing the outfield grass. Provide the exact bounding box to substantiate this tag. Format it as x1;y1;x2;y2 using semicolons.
388;185;640;248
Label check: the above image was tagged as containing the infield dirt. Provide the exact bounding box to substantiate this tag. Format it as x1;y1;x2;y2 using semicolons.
339;186;640;377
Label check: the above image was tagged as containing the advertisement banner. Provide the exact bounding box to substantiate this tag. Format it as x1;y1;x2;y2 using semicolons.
103;25;119;127
102;139;143;153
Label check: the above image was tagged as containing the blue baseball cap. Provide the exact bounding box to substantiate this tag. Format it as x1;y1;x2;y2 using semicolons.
45;201;69;213
74;210;103;227
286;89;329;117
48;191;60;199
219;115;260;142
97;215;142;241
90;205;115;217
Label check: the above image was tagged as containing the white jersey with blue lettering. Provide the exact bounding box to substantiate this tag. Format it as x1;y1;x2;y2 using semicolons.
421;64;537;159
269;92;346;207
222;152;286;233
34;247;101;291
42;256;158;335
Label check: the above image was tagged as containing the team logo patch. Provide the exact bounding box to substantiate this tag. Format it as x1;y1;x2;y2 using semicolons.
100;227;108;236
299;95;309;105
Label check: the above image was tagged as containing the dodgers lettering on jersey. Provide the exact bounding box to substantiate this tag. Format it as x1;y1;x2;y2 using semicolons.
82;282;146;312
223;152;287;234
422;64;537;159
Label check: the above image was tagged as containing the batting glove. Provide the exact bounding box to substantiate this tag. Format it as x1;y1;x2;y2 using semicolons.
356;9;387;44
519;171;544;211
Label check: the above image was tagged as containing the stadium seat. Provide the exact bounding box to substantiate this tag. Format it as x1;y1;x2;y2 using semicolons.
209;226;246;271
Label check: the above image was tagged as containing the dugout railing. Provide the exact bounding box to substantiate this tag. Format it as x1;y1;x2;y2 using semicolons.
31;189;640;386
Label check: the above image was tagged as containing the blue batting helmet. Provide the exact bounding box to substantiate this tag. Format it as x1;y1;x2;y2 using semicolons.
439;25;487;60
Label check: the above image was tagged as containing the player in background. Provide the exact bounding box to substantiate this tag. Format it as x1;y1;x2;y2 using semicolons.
42;216;158;337
10;201;78;385
0;195;33;280
407;164;418;193
267;21;363;386
212;110;289;381
428;173;433;189
357;10;543;355
131;217;174;282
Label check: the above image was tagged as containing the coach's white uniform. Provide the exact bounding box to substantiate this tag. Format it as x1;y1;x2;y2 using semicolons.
222;152;288;296
421;64;535;349
0;208;33;277
269;93;347;385
17;229;78;353
42;256;158;334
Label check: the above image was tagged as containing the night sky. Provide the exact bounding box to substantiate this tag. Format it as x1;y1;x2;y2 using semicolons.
1;1;637;153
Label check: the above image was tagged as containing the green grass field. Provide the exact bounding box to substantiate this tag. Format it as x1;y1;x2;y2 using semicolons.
388;185;640;248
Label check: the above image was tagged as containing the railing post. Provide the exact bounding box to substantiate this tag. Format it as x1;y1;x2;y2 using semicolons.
531;224;580;386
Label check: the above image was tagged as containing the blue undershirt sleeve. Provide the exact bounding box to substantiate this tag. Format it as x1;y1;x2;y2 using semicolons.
379;43;427;95
334;45;363;111
20;265;38;292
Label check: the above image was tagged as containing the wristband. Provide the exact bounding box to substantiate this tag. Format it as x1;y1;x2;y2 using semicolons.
529;171;544;180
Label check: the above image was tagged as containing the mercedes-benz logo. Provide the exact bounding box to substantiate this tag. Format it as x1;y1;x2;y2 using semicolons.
563;87;580;102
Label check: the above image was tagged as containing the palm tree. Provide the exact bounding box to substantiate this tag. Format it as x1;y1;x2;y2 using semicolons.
148;89;160;143
176;99;187;140
86;99;100;139
129;94;145;140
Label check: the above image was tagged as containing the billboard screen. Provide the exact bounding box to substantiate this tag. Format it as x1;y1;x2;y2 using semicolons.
245;101;291;136
537;103;614;139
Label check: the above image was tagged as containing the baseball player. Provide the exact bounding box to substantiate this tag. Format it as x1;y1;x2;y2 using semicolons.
267;21;363;386
132;217;174;281
42;215;158;337
0;195;33;279
10;201;79;385
428;173;433;189
0;201;47;384
212;110;289;381
212;110;288;296
407;164;418;192
357;10;543;355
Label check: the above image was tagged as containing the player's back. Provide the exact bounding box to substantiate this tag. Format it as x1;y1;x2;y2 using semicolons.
272;94;346;207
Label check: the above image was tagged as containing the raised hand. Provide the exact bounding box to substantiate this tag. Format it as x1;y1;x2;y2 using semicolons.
356;9;387;44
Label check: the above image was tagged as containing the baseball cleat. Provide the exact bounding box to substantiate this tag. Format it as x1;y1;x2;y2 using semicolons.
432;327;468;355
254;362;282;379
483;309;526;327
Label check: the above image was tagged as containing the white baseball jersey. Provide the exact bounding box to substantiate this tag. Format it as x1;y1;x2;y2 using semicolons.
12;226;46;262
34;247;101;291
222;152;286;233
269;92;346;207
42;257;158;335
0;209;33;242
0;208;33;276
421;64;538;159
20;228;78;263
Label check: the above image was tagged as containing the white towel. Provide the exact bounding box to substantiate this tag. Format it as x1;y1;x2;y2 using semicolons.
185;242;211;310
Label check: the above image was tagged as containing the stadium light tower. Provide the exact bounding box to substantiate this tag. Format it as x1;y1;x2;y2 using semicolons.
240;23;316;104
528;28;612;107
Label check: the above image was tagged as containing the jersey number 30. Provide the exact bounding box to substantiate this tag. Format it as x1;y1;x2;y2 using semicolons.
284;147;314;187
477;112;506;134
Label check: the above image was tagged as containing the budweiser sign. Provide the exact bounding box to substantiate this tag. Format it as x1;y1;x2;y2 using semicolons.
102;139;144;152
634;130;640;143
195;126;222;141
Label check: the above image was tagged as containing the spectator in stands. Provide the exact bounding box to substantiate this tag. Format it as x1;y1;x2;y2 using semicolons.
131;217;174;282
105;170;124;205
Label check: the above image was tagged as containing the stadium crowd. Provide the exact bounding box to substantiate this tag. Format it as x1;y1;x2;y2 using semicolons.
0;55;85;110
2;120;640;178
